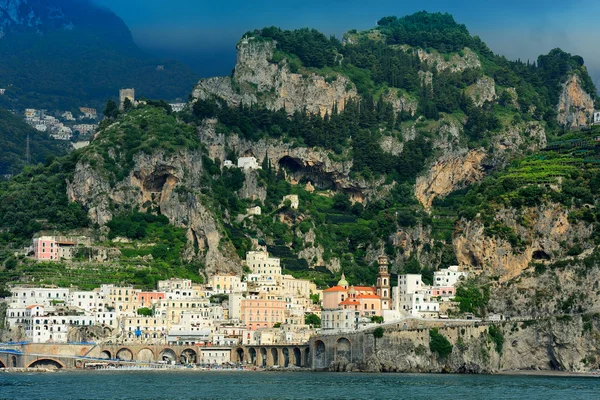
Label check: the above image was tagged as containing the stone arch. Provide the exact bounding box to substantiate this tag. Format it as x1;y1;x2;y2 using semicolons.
27;358;65;369
159;348;178;363
181;348;197;364
293;347;302;367
11;356;17;368
259;348;267;367
314;340;327;369
336;337;351;361
282;348;290;367
0;359;5;368
304;347;310;368
270;348;279;366
116;348;134;361
99;350;112;360
234;347;245;363
137;348;155;362
248;348;257;365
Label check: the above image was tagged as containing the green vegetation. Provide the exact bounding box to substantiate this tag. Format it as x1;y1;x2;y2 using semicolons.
0;107;67;175
429;328;453;358
488;324;504;354
455;279;490;315
90;105;199;186
305;313;321;327
371;315;384;324
137;307;153;316
0;155;89;247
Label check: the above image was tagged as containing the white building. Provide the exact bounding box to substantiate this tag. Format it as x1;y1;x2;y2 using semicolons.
10;287;70;306
433;265;468;288
237;157;261;170
594;111;600;125
394;274;439;318
246;250;281;277
223;160;234;168
69;291;107;312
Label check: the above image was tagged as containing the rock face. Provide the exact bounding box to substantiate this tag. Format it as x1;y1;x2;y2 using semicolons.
192;37;358;116
557;74;594;128
466;76;496;106
415;47;481;73
383;88;418;116
415;149;486;209
67;150;241;276
453;204;593;281
199;120;388;202
318;315;600;373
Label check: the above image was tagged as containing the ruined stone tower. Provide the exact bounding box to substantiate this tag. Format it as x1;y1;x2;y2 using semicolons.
119;88;135;111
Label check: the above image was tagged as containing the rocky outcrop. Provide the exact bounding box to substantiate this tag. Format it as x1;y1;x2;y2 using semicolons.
193;37;358;116
415;149;486;209
466;76;496;106
199;120;389;202
383;88;418;116
557;74;594;128
67;150;241;276
453;204;593;281
414;47;481;73
318;314;600;373
491;121;546;156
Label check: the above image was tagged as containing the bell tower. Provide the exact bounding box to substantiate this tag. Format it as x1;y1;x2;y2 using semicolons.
376;255;391;310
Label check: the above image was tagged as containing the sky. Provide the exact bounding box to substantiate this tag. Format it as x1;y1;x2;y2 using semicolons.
93;0;600;86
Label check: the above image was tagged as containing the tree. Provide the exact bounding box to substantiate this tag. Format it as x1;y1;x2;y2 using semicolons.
137;307;153;316
371;315;384;324
103;99;119;119
123;98;133;112
305;313;321;327
429;328;453;359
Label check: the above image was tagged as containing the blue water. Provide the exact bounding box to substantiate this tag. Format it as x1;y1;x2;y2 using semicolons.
0;371;598;399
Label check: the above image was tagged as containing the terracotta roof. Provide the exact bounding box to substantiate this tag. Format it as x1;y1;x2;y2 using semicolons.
323;286;348;293
339;299;360;306
353;286;376;293
357;294;380;299
27;304;42;309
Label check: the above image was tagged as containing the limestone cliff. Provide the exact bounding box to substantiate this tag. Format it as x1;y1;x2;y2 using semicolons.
324;315;600;373
415;149;486;209
67;150;241;276
466;76;496;107
192;37;358;116
199;119;389;203
453;203;593;281
412;47;481;73
557;74;595;127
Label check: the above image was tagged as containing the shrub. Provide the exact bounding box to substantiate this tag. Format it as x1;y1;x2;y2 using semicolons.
429;328;453;358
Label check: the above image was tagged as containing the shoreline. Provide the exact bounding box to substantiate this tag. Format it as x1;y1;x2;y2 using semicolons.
2;367;600;378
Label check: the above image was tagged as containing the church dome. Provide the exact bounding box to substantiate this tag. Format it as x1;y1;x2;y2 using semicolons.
337;273;348;288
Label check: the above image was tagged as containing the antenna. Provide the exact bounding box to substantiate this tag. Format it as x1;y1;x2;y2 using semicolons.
26;134;31;165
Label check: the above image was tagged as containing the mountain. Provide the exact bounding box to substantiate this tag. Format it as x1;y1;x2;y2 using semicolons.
0;0;198;110
2;11;600;325
0;107;67;176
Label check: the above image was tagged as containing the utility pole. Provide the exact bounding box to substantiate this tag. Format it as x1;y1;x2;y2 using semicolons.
25;134;31;165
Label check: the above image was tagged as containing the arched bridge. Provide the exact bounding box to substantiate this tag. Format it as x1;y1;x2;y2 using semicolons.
231;345;310;368
0;343;232;369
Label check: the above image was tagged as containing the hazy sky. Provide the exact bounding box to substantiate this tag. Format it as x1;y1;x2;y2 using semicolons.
93;0;600;85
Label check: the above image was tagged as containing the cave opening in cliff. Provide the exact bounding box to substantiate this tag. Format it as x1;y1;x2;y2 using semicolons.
139;167;178;194
278;156;303;172
532;250;551;261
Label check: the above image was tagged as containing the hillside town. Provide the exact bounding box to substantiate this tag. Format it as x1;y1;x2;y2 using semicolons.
4;244;468;360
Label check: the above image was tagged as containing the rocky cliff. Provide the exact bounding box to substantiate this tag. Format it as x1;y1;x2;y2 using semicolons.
453;203;593;281
67;147;241;277
324;315;600;373
557;74;595;127
193;37;358;116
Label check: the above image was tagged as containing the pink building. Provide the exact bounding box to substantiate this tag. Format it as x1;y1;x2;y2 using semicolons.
428;287;455;297
33;236;76;261
138;292;165;308
240;293;285;330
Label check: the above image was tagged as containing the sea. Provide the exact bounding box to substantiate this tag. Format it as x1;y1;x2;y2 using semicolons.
0;370;598;399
